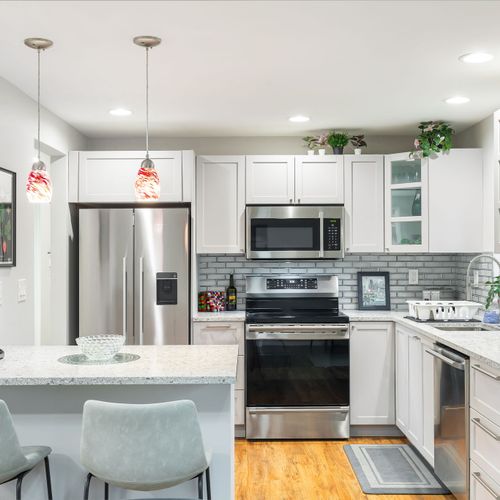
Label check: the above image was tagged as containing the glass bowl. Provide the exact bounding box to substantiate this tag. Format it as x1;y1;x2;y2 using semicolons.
75;335;125;361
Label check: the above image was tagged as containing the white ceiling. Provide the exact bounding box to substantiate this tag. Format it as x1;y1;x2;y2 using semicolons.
1;0;500;138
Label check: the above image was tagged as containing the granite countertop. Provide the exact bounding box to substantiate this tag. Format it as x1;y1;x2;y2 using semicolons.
193;311;246;322
0;345;238;386
348;309;500;370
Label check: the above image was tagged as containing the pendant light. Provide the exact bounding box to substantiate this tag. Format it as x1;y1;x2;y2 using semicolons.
24;37;53;203
133;36;161;201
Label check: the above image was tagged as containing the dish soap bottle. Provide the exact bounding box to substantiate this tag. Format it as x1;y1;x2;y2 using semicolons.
226;274;237;311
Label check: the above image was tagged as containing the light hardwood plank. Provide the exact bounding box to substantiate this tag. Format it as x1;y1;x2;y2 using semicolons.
235;437;453;500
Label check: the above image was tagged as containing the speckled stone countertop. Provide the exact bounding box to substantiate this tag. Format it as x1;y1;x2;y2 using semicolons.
193;311;246;322
0;345;238;386
348;309;500;370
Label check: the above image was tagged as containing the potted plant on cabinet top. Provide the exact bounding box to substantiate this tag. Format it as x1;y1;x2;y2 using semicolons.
327;131;350;154
411;121;454;159
350;134;367;155
302;136;318;155
316;132;329;155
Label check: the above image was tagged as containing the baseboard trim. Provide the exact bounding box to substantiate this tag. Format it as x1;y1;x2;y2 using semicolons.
350;425;403;437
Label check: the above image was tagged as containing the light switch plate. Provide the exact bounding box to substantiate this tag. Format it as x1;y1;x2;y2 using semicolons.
17;279;27;302
409;269;419;285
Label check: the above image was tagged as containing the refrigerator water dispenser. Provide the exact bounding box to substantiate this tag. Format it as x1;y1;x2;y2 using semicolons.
156;273;178;305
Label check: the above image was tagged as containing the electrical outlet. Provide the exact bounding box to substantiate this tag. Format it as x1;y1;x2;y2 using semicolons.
17;279;27;302
474;270;480;286
409;269;419;285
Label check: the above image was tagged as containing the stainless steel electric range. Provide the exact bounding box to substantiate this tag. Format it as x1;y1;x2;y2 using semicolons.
245;275;350;440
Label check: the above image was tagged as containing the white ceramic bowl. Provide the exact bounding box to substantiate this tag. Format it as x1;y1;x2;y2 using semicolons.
76;335;125;361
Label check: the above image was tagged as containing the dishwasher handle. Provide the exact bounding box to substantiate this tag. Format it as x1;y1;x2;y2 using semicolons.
425;348;466;370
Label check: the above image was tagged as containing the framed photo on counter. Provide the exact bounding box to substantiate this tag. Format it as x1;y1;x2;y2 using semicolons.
0;167;16;267
357;271;390;310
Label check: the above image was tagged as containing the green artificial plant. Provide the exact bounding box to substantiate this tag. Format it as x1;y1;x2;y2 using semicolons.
412;121;454;158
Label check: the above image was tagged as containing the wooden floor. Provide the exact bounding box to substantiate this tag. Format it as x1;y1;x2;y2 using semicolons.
235;437;453;500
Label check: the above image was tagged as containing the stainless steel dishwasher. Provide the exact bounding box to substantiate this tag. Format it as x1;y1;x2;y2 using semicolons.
427;343;469;500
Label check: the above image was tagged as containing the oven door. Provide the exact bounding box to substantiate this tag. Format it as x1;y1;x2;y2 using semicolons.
246;324;350;407
246;205;344;259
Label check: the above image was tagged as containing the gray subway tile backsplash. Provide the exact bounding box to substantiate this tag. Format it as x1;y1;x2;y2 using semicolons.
197;253;495;311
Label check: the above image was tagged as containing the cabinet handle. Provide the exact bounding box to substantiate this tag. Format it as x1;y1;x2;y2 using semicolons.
472;364;500;381
289;198;293;203
472;417;500;440
472;472;500;499
205;325;232;330
385;247;390;252
298;198;301;203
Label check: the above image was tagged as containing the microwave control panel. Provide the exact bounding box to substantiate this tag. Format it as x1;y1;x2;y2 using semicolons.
324;219;341;251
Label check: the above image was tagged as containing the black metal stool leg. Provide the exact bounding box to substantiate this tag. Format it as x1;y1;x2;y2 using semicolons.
44;457;53;500
16;471;29;500
104;482;109;500
197;472;203;499
83;473;93;500
206;467;211;500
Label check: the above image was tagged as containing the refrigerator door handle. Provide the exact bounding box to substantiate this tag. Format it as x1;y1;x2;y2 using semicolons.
139;256;144;344
122;257;127;336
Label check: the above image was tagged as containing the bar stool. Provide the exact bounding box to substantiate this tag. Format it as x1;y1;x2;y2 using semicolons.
0;400;53;500
81;399;211;500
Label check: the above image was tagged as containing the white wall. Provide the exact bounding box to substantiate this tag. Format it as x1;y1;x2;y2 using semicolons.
0;76;86;345
86;134;414;155
455;114;495;251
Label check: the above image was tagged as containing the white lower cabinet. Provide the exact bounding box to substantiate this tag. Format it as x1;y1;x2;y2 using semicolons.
471;464;500;500
192;321;245;427
395;325;434;465
470;361;500;427
396;326;410;432
350;322;395;425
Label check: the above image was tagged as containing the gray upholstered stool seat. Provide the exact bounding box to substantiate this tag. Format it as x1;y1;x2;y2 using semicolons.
81;399;212;500
0;400;53;500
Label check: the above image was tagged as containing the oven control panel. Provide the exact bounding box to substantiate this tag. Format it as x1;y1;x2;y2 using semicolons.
266;278;318;290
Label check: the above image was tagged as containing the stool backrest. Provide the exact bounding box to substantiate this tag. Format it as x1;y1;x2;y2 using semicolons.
0;401;28;477
81;399;209;489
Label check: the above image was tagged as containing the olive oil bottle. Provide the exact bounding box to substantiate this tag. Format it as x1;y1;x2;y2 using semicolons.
226;274;237;311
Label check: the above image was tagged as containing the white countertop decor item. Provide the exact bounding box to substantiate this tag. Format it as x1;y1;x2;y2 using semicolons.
75;334;125;361
406;300;482;322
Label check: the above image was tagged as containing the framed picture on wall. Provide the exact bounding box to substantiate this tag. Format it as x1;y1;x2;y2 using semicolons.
357;271;390;310
0;167;16;267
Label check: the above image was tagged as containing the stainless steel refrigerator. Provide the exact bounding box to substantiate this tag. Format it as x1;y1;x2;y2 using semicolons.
78;208;190;345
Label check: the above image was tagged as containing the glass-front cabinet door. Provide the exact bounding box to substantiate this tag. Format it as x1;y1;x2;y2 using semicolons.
385;153;428;252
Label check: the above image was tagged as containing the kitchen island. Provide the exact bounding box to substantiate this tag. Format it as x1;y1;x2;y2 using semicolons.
0;344;238;500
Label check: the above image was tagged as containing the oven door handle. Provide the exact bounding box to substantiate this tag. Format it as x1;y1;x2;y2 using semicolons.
246;330;349;340
247;324;349;332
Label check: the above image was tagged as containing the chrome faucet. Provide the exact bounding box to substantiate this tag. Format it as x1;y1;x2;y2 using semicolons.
466;253;500;301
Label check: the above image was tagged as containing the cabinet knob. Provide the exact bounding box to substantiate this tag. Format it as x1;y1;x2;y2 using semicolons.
289;198;293;203
385;247;390;251
298;198;301;203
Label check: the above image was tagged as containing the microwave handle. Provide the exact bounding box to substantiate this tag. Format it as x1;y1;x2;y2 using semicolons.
319;211;324;257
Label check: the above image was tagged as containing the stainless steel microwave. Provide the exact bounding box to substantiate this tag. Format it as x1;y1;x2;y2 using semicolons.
246;205;344;259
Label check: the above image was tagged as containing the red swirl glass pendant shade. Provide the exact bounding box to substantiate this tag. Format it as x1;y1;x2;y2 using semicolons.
26;161;52;203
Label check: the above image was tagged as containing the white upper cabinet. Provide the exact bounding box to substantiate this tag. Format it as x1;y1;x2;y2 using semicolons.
75;151;186;203
295;155;344;204
246;156;294;204
344;155;384;253
196;155;245;254
385;153;429;253
428;149;483;252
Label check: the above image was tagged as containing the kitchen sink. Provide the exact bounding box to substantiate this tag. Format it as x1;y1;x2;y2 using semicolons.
433;324;496;332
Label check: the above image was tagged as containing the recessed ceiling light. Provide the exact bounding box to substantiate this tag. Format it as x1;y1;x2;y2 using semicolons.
445;96;470;104
289;115;310;123
109;108;132;116
459;52;494;64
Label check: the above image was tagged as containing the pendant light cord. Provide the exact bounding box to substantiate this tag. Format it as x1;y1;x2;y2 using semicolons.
145;46;150;159
37;48;41;161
